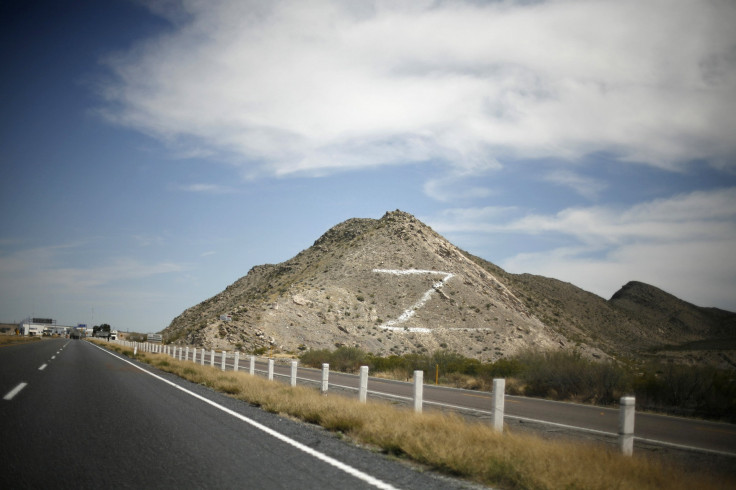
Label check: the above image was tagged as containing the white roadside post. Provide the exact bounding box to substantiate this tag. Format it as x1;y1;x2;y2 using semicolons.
179;347;183;361
210;349;215;367
321;363;329;395
291;361;298;387
268;359;275;381
359;366;369;403
221;351;227;371
185;346;189;361
491;378;505;433
192;348;197;363
249;355;255;375
133;345;137;356
200;348;205;365
619;396;636;456
413;370;424;413
234;352;239;372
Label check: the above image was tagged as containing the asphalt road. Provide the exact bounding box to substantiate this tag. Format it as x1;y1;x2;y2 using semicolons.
230;355;736;456
0;339;476;489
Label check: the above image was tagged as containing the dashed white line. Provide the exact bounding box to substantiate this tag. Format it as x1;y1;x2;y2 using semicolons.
4;382;28;401
39;364;48;371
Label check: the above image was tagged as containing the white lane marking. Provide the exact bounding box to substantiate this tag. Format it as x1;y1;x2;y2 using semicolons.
39;364;48;371
90;344;399;490
4;382;28;400
51;355;56;360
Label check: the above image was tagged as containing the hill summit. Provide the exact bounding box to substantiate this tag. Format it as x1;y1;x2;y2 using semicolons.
164;210;735;366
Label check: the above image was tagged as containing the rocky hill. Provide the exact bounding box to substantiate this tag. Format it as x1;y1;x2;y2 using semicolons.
163;210;735;367
463;254;736;367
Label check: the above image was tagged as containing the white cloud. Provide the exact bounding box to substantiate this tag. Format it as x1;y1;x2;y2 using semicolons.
543;169;606;200
0;243;185;298
173;183;236;194
133;234;166;247
425;206;520;233
100;0;736;177
431;187;736;309
506;188;736;246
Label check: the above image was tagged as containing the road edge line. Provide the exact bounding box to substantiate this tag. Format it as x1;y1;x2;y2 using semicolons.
89;343;400;490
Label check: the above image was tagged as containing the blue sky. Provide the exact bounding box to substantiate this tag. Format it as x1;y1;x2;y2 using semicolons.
2;0;735;332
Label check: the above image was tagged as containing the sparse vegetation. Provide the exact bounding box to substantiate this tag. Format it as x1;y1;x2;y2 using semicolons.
0;335;41;346
300;347;736;422
92;340;733;490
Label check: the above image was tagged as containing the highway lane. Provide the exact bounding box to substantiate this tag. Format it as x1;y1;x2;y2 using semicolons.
236;356;736;456
0;338;69;399
0;340;471;489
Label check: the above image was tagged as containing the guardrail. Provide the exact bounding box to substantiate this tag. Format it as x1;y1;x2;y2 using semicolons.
116;339;640;456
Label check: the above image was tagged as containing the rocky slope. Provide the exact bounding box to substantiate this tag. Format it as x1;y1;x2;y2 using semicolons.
165;211;580;361
163;210;735;367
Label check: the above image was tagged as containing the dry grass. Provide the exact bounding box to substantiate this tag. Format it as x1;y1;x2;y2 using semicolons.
0;335;41;347
94;340;734;490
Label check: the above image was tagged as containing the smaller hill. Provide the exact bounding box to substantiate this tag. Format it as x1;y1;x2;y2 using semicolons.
464;253;736;367
610;281;735;341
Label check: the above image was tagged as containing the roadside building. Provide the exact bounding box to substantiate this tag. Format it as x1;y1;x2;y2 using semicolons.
19;318;55;336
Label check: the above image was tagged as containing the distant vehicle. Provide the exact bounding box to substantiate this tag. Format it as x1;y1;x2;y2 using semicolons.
93;324;112;340
110;330;118;341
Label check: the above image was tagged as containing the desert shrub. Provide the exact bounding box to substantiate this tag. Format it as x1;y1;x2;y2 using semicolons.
633;363;736;421
299;348;333;368
516;349;630;403
480;358;524;378
300;346;368;373
366;354;407;373
331;346;368;373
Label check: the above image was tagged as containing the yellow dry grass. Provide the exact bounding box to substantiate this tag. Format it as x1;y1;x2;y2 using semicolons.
94;340;734;490
0;335;41;347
